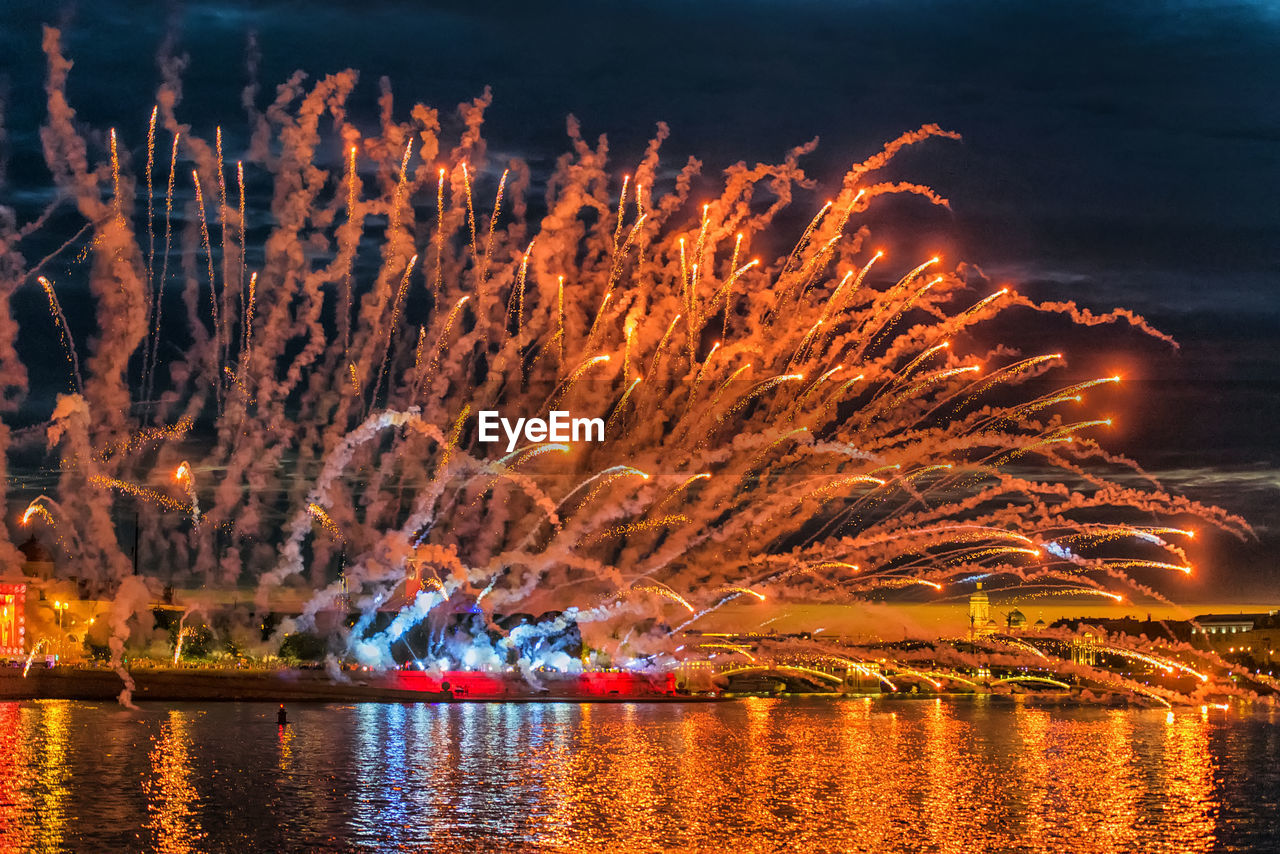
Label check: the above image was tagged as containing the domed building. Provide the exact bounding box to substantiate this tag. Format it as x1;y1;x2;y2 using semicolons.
18;536;54;582
1006;609;1027;631
969;583;995;639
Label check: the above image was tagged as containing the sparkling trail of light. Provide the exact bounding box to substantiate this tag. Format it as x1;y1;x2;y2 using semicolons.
606;376;644;432
579;515;689;545
237;160;246;337
495;442;572;467
35;276;83;393
144;130;179;408
1102;559;1193;575
628;584;696;613
992;637;1050;661
658;472;711;508
96;417;195;461
109;128;122;223
433;167;445;297
648;312;682;379
884;664;942;689
173;462;200;524
90;476;188;513
556;275;566;367
21;499;56;528
426;295;470;379
22;639;48;678
545;354;611;411
191;169;222;408
391;140;413;238
569;465;651;513
943;546;1041;564
923;671;980;688
480;168;508;282
699;642;757;661
215;127;232;378
145;107;157;290
344;145;359;357
306;503;344;541
716;586;767;602
173;624;193;665
871;577;943;592
714;373;806;429
373;254;418;405
1101;645;1209;682
1009;586;1124;602
459;160;478;267
242;272;257;372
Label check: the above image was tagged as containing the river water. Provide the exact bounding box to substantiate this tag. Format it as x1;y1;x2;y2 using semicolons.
1;698;1277;852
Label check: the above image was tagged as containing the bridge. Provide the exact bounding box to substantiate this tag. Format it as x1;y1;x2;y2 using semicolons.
676;657;1074;695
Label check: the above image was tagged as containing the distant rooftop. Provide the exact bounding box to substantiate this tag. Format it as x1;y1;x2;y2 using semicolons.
1193;612;1271;624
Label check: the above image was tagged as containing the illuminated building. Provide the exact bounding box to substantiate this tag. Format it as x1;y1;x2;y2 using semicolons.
0;583;24;657
1192;611;1280;664
969;583;996;638
1070;632;1099;666
1191;612;1266;638
1;539;34;656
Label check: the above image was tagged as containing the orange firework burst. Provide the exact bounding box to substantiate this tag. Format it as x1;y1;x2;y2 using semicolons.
11;33;1251;703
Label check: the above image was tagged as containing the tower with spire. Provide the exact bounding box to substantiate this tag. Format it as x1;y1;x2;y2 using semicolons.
969;583;996;639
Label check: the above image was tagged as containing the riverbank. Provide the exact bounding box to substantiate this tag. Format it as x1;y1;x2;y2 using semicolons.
0;665;705;704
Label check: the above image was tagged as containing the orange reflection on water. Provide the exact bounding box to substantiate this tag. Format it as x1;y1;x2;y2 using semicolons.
1159;708;1218;848
514;700;1227;851
0;703;36;852
0;701;70;852
0;699;1237;850
144;710;206;853
34;700;71;851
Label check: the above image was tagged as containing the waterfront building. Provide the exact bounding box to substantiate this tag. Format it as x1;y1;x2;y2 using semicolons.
970;583;997;638
1191;611;1280;664
4;536;108;659
0;582;24;657
1192;612;1268;638
1070;631;1099;666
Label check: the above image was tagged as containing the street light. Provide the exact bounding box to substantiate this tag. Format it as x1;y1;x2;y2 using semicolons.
52;601;69;661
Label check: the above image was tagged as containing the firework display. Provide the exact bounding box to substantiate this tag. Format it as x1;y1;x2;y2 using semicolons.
1;29;1254;705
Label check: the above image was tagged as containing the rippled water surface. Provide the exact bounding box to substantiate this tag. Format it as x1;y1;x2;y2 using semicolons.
2;698;1278;852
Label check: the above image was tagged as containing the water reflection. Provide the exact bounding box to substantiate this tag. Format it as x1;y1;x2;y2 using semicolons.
0;699;1265;850
1159;710;1218;849
35;700;71;850
0;703;35;852
144;709;206;852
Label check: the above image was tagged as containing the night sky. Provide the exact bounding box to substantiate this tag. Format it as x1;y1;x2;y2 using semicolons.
1;0;1277;599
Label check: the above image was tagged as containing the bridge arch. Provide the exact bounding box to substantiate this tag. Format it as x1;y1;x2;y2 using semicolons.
992;675;1071;689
